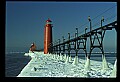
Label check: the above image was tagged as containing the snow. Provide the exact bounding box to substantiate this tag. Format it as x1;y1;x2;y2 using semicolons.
72;56;79;65
110;59;117;77
17;51;117;78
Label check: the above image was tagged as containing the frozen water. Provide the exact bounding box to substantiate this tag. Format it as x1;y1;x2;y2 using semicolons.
17;52;116;78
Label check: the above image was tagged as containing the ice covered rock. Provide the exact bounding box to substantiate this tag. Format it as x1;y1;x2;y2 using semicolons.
24;53;29;56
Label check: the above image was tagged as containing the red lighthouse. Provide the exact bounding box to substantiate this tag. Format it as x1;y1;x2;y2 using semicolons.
44;18;53;54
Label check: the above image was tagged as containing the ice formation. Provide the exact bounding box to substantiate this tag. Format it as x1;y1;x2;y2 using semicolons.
17;52;116;78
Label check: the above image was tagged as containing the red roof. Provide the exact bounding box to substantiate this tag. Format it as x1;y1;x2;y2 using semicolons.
46;18;52;22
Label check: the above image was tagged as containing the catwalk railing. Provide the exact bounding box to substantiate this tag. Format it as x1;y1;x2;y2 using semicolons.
48;19;117;60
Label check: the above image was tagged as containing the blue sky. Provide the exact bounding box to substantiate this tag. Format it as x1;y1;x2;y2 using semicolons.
5;1;117;52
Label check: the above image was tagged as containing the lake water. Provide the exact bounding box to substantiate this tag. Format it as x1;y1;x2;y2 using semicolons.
5;52;31;77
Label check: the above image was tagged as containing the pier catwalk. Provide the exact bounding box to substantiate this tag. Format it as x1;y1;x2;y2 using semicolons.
17;51;116;77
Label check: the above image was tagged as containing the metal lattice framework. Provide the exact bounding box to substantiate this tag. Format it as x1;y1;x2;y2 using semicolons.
48;20;117;59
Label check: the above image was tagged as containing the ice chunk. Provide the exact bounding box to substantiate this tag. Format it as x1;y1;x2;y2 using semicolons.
110;59;117;77
84;57;90;71
72;56;78;65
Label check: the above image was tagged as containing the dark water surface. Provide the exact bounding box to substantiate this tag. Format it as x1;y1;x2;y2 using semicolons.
5;52;31;77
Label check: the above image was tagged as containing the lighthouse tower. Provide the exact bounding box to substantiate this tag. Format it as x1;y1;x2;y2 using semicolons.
44;18;53;54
